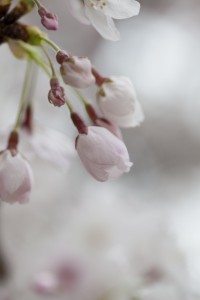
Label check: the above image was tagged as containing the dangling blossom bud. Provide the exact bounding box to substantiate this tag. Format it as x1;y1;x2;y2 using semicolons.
57;50;95;88
0;131;33;204
0;150;33;204
48;77;65;107
38;6;58;31
33;271;59;295
56;50;69;64
97;76;144;128
76;126;132;182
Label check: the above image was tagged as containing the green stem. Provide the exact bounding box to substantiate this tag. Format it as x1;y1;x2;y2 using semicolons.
14;60;33;130
65;100;73;113
41;36;60;52
18;41;51;76
40;45;55;77
32;0;41;8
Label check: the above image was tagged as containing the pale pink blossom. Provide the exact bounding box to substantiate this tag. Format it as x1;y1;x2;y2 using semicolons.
76;126;132;181
0;150;33;204
97;76;144;128
60;55;95;88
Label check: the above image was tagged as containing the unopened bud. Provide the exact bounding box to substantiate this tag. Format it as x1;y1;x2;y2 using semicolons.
38;6;58;31
48;77;65;107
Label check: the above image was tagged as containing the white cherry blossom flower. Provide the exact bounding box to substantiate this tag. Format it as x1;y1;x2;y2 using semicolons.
60;55;95;88
67;0;140;41
97;76;144;128
76;126;132;181
0;150;33;204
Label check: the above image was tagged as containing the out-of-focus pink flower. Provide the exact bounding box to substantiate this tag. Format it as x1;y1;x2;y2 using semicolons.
0;150;33;204
56;260;82;287
76;126;132;181
33;271;59;295
59;55;95;88
97;76;144;128
48;77;65;107
38;6;58;30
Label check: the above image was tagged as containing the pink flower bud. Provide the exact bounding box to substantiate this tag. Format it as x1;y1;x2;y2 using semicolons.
60;56;95;88
0;150;33;204
56;50;69;64
48;78;65;107
38;6;58;31
76;126;132;181
97;76;144;128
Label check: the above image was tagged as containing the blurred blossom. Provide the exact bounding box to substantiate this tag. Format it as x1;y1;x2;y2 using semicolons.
20;124;75;171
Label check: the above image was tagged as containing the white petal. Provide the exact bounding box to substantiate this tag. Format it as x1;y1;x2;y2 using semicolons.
67;0;90;25
85;6;120;41
104;0;140;19
118;98;145;128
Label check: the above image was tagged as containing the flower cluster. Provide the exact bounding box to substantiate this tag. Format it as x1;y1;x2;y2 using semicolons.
0;0;143;204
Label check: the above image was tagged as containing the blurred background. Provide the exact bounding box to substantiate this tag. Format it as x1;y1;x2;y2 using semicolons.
0;0;200;299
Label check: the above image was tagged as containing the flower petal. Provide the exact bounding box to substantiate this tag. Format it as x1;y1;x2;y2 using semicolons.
67;0;90;25
85;6;120;41
103;0;140;19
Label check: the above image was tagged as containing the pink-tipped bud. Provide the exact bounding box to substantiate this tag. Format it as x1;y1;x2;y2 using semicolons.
38;6;58;31
48;77;65;107
56;50;69;64
76;126;132;181
60;56;95;88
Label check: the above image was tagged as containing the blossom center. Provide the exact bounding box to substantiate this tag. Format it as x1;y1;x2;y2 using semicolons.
84;0;107;10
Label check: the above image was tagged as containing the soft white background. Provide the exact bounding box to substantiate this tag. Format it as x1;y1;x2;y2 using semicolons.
0;0;200;299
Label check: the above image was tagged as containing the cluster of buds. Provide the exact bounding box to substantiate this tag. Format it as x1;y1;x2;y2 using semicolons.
0;0;143;205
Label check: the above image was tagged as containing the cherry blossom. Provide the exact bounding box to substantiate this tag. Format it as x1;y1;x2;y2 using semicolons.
67;0;140;40
97;76;144;128
76;126;132;181
59;54;95;88
0;150;33;204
